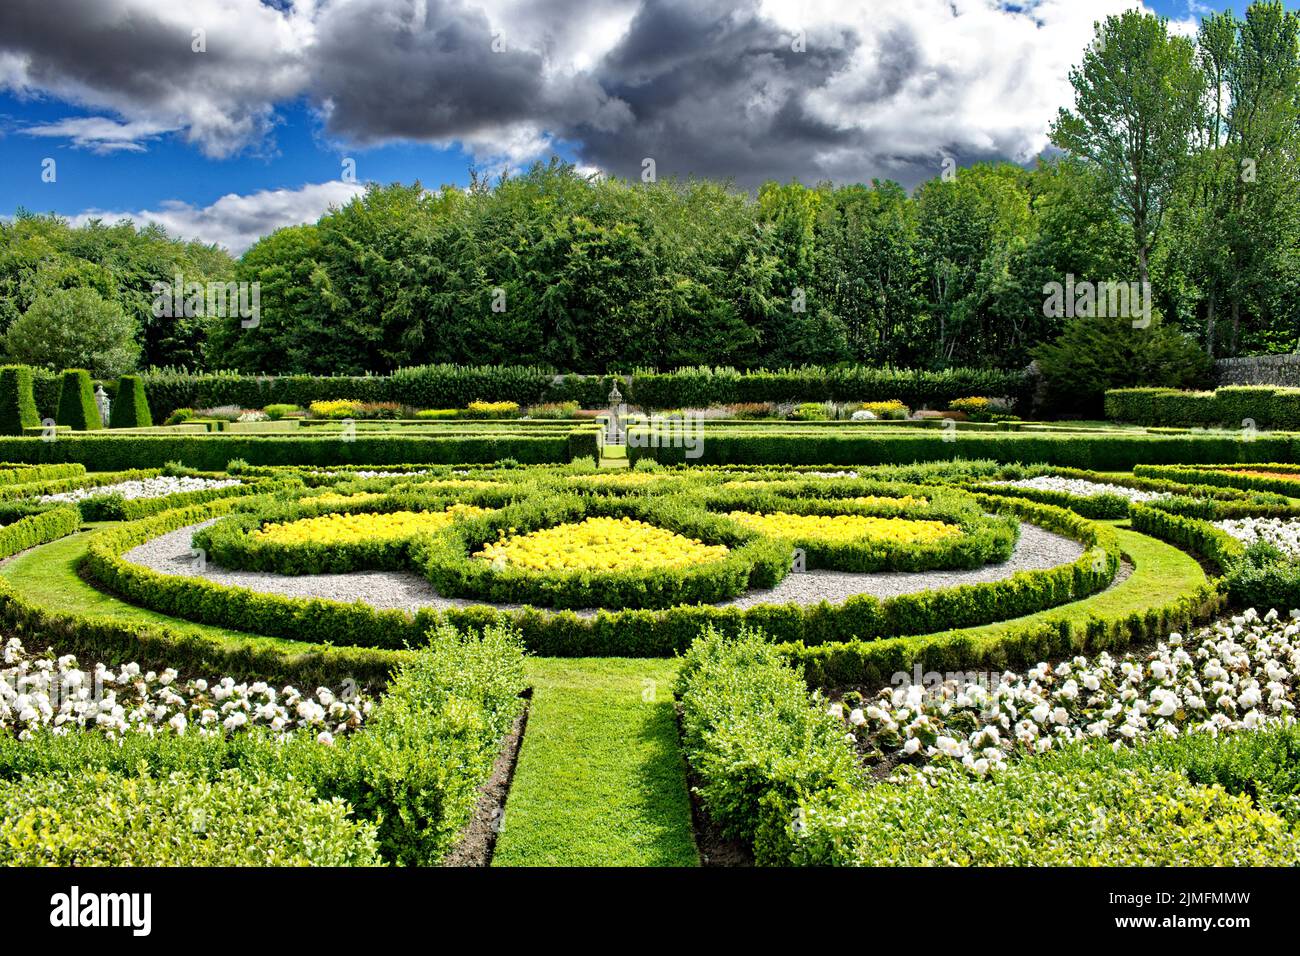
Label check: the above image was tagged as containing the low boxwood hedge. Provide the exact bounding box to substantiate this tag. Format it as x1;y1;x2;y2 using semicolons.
0;622;528;866
418;492;791;610
0;433;571;470
0;769;382;866
82;493;1116;657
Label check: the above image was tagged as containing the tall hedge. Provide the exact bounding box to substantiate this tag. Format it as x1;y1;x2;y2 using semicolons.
134;364;1030;421
0;366;40;435
54;370;103;431
108;374;152;428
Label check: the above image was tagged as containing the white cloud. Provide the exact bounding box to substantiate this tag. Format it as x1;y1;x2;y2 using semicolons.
70;180;366;254
2;0;1205;191
21;116;178;153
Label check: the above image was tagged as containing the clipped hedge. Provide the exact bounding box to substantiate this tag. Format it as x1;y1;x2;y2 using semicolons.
83;493;1115;657
783;566;1222;691
0;574;407;687
629;366;1030;411
0;433;570;470
0;366;40;436
789;752;1300;866
0;506;81;559
0;462;84;486
0;770;382;866
626;430;1300;469
1106;384;1300;430
54;369;103;431
0;623;528;866
674;626;860;861
108;374;153;428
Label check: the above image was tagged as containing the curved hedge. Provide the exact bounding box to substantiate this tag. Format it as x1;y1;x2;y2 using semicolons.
80;492;1117;657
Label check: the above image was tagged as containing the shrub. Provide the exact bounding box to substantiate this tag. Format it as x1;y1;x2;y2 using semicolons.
1034;314;1212;416
948;396;992;420
526;401;580;419
54;369;103;431
789;760;1300;866
0;365;40;435
4;286;140;378
165;407;197;425
309;399;364;419
789;402;831;421
263;403;300;420
415;408;459;419
675;627;860;860
0;769;382;866
108;374;153;428
860;399;908;420
464;400;521;419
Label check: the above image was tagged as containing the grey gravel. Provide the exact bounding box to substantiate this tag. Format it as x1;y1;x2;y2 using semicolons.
123;520;1086;618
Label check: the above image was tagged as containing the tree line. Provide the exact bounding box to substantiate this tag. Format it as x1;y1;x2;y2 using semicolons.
2;4;1297;410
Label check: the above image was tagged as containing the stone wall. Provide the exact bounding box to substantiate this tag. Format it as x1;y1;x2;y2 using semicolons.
1215;354;1300;387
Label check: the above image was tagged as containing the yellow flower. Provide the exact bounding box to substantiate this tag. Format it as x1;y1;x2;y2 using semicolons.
725;511;961;546
473;516;729;572
252;505;489;546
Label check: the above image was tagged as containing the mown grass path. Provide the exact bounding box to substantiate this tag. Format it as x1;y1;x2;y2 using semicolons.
492;657;699;867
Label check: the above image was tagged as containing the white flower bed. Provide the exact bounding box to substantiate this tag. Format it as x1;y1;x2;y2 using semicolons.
0;638;369;742
987;475;1167;502
311;470;432;480
40;476;242;504
1215;516;1300;560
831;608;1298;778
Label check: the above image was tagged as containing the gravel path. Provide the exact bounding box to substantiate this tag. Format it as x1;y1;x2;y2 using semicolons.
123;520;1086;617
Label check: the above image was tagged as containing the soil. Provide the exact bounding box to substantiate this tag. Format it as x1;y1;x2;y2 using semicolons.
675;704;753;867
442;689;531;867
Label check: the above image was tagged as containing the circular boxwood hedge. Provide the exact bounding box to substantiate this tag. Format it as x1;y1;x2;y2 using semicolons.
191;485;522;575
416;492;792;610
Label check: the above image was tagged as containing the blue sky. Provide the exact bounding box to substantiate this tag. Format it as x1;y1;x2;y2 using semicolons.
0;0;1293;253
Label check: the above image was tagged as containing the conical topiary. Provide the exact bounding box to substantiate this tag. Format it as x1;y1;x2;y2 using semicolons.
55;369;104;431
0;365;40;435
109;374;152;428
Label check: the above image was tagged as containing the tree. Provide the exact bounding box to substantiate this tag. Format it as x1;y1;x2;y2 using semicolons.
1051;12;1205;289
4;286;140;378
1033;313;1212;416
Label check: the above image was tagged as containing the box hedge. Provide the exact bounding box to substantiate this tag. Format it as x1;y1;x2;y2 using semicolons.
54;369;103;431
108;374;153;428
0;366;41;436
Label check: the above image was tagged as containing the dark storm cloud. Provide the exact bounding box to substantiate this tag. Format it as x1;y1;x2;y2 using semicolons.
1;0;1093;185
560;0;871;184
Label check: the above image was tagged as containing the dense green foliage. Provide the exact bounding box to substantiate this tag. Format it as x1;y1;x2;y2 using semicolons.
1108;385;1300;429
54;369;102;431
0;213;234;369
0;365;39;435
0;623;527;865
4;286;140;378
0;769;382;866
791;756;1300;866
109;374;153;428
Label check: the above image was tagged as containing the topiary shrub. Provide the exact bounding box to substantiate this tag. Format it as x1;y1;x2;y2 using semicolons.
0;365;40;435
108;374;152;428
54;369;103;431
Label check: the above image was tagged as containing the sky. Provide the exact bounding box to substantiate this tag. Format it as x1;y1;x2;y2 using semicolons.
0;0;1291;255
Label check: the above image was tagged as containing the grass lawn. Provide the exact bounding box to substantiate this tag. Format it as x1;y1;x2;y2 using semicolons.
493;657;698;867
931;525;1208;642
0;529;351;660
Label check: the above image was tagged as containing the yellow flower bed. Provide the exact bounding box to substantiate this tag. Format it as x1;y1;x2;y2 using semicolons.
846;494;929;508
252;505;489;546
567;473;672;486
473;516;729;572
302;491;386;506
726;511;961;545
